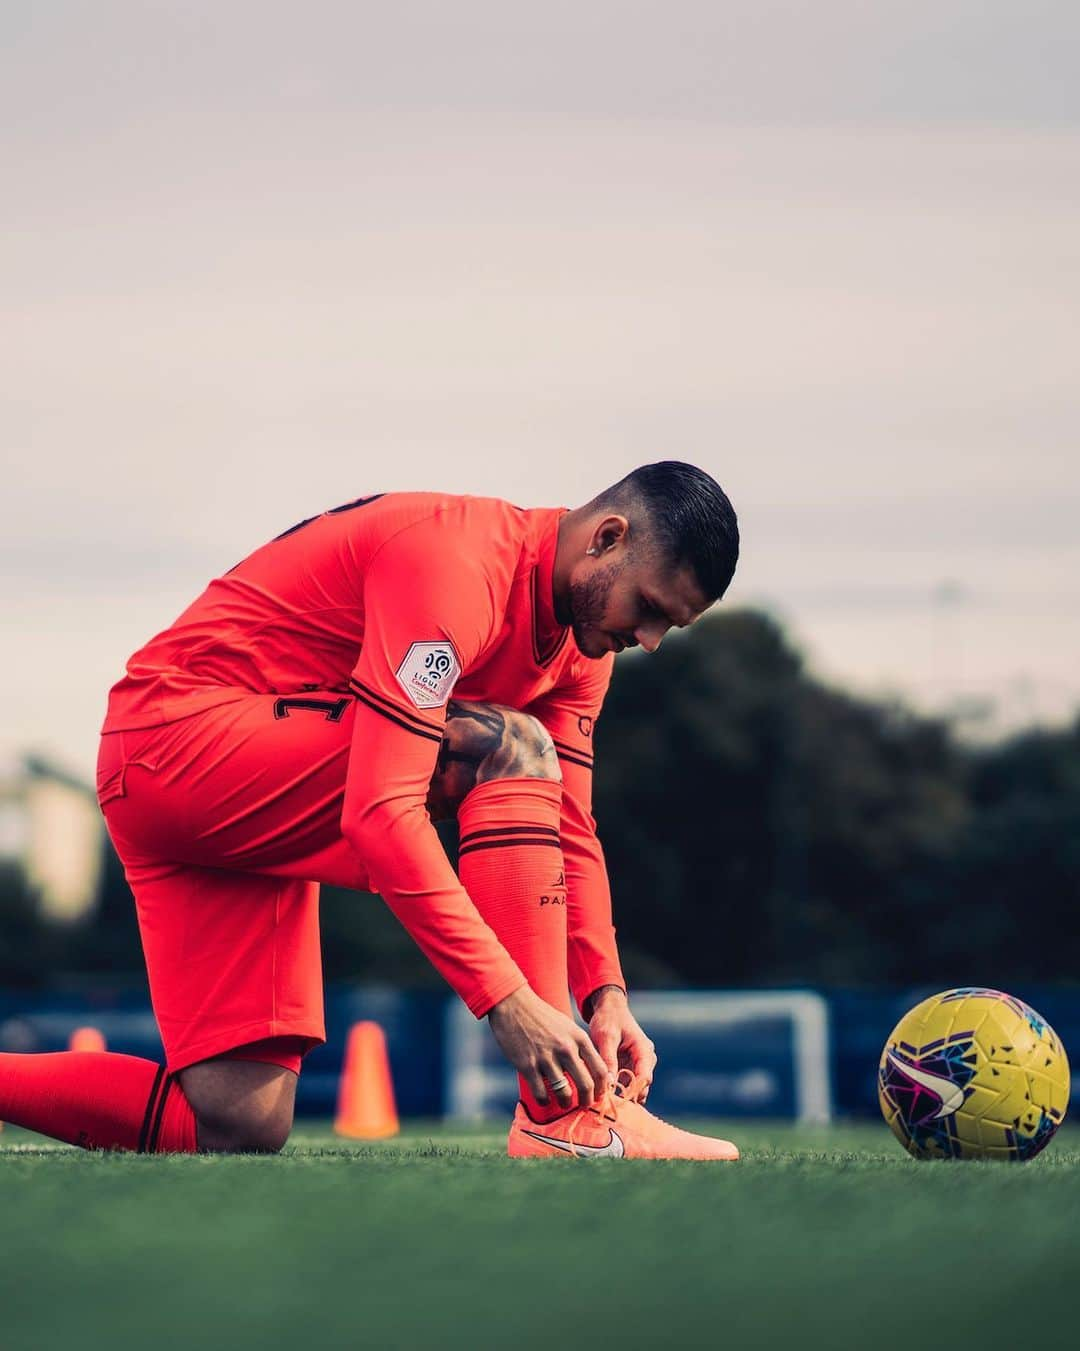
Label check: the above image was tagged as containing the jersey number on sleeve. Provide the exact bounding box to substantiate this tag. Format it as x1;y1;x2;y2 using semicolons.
273;697;349;722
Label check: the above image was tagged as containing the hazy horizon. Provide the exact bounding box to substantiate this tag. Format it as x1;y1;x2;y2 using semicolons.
5;3;1078;777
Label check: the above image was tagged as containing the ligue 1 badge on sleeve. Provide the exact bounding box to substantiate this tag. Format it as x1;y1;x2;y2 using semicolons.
395;641;461;708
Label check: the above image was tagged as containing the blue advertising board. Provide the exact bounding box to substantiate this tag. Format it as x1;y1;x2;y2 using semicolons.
2;985;1077;1122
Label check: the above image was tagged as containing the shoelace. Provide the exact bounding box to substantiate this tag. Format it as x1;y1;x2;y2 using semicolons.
566;1068;648;1155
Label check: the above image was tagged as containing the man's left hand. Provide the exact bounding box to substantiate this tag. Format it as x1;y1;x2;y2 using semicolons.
586;986;657;1103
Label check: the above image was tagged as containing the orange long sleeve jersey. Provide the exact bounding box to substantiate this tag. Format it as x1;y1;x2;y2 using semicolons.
103;493;626;1017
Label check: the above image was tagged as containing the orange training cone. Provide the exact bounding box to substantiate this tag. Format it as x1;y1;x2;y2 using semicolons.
334;1021;399;1138
69;1027;107;1053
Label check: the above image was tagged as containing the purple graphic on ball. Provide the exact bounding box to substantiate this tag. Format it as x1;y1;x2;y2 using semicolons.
880;1034;978;1156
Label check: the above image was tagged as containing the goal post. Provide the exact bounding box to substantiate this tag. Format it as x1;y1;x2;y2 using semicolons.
445;989;833;1123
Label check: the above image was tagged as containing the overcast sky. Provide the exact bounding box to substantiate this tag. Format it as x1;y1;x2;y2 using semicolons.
4;2;1079;778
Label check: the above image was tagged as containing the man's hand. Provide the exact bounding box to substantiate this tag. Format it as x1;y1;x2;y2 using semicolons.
488;985;612;1110
585;986;657;1103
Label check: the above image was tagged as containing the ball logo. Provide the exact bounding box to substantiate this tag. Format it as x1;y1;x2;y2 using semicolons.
879;1031;978;1158
884;1050;966;1120
395;641;461;709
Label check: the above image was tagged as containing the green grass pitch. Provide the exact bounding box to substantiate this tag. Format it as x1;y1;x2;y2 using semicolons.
2;1119;1079;1350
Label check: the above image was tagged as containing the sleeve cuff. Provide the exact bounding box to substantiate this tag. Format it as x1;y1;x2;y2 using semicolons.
572;965;628;1016
465;971;530;1020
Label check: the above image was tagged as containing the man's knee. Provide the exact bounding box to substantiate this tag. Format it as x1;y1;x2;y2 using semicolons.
429;702;560;819
179;1059;297;1154
198;1102;293;1154
481;707;561;783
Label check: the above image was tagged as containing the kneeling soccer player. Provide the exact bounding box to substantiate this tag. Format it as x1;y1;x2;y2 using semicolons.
0;461;739;1160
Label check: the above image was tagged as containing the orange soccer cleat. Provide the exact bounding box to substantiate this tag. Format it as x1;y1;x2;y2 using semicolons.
507;1072;739;1161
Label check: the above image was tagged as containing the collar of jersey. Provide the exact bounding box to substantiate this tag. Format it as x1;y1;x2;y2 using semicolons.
530;507;570;668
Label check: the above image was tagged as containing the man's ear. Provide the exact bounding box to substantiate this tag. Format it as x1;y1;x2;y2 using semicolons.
590;514;630;556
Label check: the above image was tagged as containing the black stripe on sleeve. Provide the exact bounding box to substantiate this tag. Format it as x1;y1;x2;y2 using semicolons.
351;689;444;744
137;1065;167;1154
458;824;561;848
554;746;594;772
552;738;593;763
147;1073;173;1154
458;837;563;858
349;679;443;736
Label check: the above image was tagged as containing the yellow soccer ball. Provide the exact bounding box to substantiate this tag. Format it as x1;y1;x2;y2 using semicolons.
878;988;1070;1161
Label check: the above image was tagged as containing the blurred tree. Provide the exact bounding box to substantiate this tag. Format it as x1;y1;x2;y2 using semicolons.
597;610;1011;989
0;859;63;987
926;719;1080;986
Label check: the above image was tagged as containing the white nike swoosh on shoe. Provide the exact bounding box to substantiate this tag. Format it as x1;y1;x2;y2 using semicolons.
521;1127;626;1158
885;1051;965;1118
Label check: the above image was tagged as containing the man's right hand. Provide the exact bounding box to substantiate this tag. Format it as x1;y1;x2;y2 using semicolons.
488;985;612;1109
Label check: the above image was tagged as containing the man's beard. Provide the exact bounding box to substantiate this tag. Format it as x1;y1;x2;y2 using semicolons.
568;561;621;655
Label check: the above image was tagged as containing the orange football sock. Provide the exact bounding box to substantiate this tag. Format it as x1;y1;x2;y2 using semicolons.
0;1051;197;1153
458;776;572;1123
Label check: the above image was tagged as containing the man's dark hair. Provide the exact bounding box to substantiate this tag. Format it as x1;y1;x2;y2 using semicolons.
594;461;739;599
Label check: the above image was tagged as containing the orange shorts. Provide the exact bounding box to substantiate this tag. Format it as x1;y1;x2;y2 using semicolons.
97;692;372;1073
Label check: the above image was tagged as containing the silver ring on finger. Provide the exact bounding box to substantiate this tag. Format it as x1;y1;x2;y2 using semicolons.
549;1076;569;1092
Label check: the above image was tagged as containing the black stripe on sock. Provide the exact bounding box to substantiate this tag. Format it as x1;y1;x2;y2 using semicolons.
351;689;443;744
137;1065;167;1154
458;838;563;857
349;679;442;736
458;824;561;847
147;1073;173;1154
